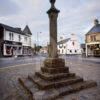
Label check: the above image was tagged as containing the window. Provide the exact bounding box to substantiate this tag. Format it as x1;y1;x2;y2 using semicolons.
12;33;14;40
72;42;75;46
75;50;77;53
24;37;27;42
19;35;21;42
90;35;96;41
9;33;13;41
29;38;31;45
9;33;11;40
70;50;72;53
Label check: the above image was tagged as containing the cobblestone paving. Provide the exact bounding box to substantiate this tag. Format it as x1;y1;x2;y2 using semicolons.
57;59;100;100
0;57;100;100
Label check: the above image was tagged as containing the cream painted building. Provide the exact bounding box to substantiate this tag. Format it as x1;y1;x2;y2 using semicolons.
85;19;100;57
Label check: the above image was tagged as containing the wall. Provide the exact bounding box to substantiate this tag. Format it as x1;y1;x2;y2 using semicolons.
4;30;31;47
0;27;3;57
66;40;81;54
86;32;100;43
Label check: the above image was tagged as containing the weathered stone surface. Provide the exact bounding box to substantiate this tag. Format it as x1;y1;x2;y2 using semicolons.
34;89;59;100
28;75;83;90
19;77;97;100
18;78;33;99
44;58;65;68
35;71;75;81
41;67;69;74
56;81;97;97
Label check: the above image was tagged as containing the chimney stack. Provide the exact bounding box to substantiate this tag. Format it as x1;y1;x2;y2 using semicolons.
94;19;99;26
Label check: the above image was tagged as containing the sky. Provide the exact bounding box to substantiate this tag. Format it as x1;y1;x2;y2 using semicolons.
0;0;100;46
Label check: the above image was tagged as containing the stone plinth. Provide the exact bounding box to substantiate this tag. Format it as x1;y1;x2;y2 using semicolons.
19;57;97;99
44;58;65;68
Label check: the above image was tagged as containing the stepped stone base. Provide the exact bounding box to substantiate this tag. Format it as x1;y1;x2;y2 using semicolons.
18;58;97;100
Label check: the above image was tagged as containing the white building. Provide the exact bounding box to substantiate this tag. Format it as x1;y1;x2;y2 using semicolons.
0;23;32;57
58;34;81;55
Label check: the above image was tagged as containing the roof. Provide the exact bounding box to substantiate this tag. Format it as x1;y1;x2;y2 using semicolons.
58;38;70;45
0;23;32;36
23;25;32;35
86;24;100;35
0;23;24;35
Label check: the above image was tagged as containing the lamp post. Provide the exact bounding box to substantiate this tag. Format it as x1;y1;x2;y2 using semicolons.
37;32;41;46
36;32;42;53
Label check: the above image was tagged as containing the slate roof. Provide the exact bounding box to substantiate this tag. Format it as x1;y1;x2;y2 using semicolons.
86;24;100;35
0;23;24;35
0;23;32;35
23;25;32;35
58;38;70;45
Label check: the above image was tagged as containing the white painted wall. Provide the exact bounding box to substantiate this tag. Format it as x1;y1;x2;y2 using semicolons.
66;40;81;54
58;43;67;54
58;34;81;55
4;30;32;47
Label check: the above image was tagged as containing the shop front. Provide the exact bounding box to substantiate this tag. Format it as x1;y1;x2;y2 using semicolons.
22;46;32;56
86;42;100;57
3;40;22;57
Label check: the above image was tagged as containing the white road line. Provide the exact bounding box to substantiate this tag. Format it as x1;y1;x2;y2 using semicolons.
0;63;34;70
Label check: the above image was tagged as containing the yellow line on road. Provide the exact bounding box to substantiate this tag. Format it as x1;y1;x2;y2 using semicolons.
0;63;34;70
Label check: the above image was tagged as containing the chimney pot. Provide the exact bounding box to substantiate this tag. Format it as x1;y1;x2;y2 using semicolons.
94;19;99;26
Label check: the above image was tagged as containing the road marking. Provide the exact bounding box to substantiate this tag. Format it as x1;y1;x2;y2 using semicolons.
0;63;34;70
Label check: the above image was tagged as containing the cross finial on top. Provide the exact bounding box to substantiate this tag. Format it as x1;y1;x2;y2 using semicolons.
50;0;56;7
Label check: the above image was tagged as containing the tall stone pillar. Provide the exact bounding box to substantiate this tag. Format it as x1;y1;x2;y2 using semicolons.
19;1;97;99
47;0;60;58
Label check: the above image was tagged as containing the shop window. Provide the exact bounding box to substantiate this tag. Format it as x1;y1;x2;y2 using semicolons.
6;46;11;55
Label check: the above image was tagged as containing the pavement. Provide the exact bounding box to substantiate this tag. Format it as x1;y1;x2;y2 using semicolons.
0;55;45;68
0;55;100;100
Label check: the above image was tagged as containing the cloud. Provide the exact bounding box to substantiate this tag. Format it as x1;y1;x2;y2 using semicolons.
57;0;100;43
0;0;100;45
0;0;20;16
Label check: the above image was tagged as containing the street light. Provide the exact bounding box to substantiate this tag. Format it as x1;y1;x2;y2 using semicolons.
36;32;42;54
37;32;42;46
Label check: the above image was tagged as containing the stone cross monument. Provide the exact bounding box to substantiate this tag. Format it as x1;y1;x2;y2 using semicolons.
47;0;60;58
19;0;97;99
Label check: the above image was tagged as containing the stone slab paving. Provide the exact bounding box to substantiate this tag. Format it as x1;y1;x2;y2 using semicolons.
0;57;100;100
